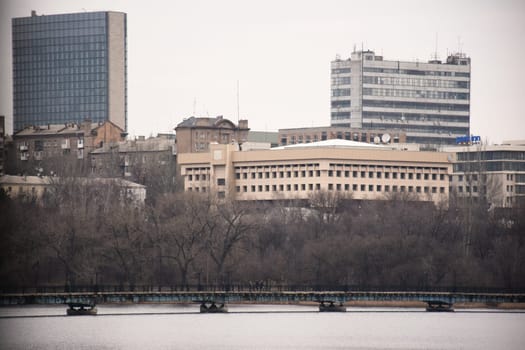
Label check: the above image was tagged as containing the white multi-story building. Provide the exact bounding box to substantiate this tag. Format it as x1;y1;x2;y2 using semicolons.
445;140;525;208
331;50;470;146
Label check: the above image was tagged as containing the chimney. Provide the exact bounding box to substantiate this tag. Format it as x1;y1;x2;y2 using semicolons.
31;10;37;17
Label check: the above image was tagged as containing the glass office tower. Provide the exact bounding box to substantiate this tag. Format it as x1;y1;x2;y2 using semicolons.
12;11;127;132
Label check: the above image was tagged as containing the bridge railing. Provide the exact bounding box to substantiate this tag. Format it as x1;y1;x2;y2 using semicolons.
1;284;525;295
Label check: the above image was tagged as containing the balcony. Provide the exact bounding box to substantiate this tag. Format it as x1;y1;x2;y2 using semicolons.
19;144;28;151
78;138;84;149
61;139;70;149
20;152;29;161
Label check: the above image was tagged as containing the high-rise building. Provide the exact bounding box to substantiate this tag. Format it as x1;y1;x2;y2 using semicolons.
331;50;470;146
12;11;127;132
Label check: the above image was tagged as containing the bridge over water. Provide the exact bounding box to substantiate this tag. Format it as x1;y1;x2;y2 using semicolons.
1;286;524;309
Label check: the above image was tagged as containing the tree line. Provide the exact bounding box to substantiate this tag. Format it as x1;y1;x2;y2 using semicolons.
1;182;524;292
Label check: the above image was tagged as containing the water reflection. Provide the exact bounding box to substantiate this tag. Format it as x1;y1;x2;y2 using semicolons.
1;304;524;349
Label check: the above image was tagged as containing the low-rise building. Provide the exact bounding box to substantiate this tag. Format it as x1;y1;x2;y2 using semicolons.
90;134;176;179
175;116;249;153
9;120;125;175
446;140;525;208
177;139;452;204
0;175;146;204
278;126;407;146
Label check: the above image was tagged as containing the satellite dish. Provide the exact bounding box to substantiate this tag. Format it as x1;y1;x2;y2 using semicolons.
381;133;391;144
373;136;380;144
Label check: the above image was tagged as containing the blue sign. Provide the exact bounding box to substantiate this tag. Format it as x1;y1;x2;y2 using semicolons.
455;135;481;144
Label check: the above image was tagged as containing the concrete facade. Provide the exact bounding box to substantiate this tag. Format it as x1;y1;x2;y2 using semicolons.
331;50;470;146
178;139;452;204
445;140;525;208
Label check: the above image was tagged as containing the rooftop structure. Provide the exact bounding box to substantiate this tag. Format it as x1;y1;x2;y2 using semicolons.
278;126;407;147
331;49;470;146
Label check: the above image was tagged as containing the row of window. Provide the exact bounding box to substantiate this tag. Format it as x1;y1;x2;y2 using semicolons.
363;67;470;77
331;100;351;108
362;122;468;135
13;34;108;50
233;183;445;194
14;80;107;100
230;169;446;181
331;77;351;85
363;88;469;100
332;89;351;97
454;162;525;172
14;74;108;89
15;102;107;115
14;57;107;73
13;18;107;33
282;132;401;145
13;27;107;41
362;111;469;124
331;68;351;74
457;151;525;161
13;12;107;26
331;112;351;120
363;99;469;112
363;76;469;89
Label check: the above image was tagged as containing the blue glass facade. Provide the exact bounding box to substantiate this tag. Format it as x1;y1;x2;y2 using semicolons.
12;12;126;132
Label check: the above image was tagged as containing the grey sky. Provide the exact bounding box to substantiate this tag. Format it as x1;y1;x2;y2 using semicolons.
1;0;524;143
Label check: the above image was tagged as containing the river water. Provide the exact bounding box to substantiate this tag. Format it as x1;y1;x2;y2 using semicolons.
1;304;524;349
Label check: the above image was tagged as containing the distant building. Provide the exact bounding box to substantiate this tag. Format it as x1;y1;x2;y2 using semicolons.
9;120;125;175
12;11;127;132
446;140;525;208
247;131;279;148
331;50;470;146
90;134;176;179
175;116;249;153
278;126;406;146
0;175;146;204
177;139;452;204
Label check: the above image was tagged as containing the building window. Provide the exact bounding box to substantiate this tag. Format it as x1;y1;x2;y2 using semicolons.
352;184;358;191
217;178;226;186
361;185;365;191
328;184;334;191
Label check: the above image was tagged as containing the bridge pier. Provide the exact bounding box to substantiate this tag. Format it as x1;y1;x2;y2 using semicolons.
199;301;228;313
425;300;454;312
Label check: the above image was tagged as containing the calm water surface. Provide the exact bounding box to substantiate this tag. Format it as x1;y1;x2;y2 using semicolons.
1;304;524;349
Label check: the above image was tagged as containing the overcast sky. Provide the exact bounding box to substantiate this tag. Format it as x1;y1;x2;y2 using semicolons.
1;0;524;143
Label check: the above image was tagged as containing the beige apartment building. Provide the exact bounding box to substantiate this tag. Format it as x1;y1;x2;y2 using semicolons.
177;139;452;203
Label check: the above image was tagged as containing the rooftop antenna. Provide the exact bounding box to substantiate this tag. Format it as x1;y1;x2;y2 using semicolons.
457;36;463;54
432;32;439;60
236;80;240;123
193;97;197;116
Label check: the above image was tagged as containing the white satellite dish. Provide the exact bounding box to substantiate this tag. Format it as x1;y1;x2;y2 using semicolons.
381;133;391;144
373;136;380;144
